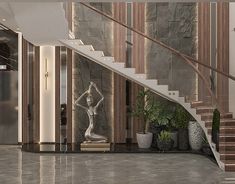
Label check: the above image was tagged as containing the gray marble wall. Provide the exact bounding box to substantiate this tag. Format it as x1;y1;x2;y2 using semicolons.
145;3;197;99
73;3;113;56
72;3;113;143
72;3;198;143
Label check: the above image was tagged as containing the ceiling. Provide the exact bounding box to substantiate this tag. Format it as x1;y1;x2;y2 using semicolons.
0;2;68;46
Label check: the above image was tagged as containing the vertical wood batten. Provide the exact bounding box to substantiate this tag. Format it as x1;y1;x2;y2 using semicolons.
34;46;40;143
113;2;127;143
198;2;211;104
131;3;145;142
217;2;229;113
55;47;60;143
67;48;73;143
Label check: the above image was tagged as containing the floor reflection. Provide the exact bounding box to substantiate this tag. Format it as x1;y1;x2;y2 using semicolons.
0;146;235;184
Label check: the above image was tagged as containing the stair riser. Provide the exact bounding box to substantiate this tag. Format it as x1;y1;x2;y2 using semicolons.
224;114;233;119
220;137;235;142
220;129;235;134
191;103;204;108
201;116;212;121
196;109;214;114
219;146;235;151
201;114;233;121
225;165;235;172
221;155;235;160
207;129;235;135
205;121;235;127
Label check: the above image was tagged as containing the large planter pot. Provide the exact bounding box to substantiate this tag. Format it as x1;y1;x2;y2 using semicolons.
157;139;174;151
178;128;189;150
136;132;153;149
149;124;167;148
169;131;178;148
188;121;204;151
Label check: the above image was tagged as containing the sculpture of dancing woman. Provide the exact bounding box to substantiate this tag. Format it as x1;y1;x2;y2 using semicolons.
74;82;108;143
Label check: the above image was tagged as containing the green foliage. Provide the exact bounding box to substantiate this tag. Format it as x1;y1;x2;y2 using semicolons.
132;90;176;133
212;109;220;131
174;104;191;129
132;90;157;133
158;131;171;141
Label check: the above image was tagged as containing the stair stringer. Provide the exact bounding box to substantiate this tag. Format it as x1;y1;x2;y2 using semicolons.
60;39;224;170
178;98;224;170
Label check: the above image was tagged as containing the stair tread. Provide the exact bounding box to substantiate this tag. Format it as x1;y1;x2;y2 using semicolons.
196;106;214;109
224;160;235;164
205;119;235;123
220;143;235;146
208;127;235;130
220;134;235;137
191;101;203;104
220;151;235;154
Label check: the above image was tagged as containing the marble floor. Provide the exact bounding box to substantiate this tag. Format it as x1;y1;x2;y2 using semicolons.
0;146;235;184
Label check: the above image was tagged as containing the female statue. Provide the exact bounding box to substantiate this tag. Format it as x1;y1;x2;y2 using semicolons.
74;82;108;143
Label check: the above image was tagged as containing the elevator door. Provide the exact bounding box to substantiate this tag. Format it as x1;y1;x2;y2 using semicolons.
0;29;18;144
0;71;18;144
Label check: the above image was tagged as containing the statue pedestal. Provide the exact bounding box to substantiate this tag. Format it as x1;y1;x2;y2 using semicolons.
80;142;110;152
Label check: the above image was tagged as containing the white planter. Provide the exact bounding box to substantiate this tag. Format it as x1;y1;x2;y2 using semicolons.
136;132;153;149
169;131;178;148
188;121;204;151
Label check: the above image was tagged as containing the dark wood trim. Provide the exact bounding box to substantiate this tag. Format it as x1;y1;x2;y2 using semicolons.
217;2;229;113
67;48;73;143
55;47;61;143
34;46;40;143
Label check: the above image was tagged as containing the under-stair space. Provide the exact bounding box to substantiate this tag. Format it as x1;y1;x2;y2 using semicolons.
60;38;235;171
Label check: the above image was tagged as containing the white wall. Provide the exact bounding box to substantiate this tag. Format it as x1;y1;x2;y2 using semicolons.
40;46;55;143
229;3;235;115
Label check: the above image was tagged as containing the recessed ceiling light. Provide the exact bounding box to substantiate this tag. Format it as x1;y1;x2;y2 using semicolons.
2;19;6;22
17;28;20;30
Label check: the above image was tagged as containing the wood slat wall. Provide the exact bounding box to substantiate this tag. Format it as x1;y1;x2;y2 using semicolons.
131;3;145;142
217;2;229;113
198;2;211;104
113;2;127;143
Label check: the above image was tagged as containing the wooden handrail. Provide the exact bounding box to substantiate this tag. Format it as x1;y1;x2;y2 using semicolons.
80;2;235;82
79;2;225;113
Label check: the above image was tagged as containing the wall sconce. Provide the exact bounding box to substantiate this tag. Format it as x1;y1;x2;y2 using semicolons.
44;58;49;90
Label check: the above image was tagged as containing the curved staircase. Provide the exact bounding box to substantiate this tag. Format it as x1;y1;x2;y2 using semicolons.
60;38;235;171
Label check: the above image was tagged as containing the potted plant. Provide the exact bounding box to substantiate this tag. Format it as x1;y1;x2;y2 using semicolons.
175;104;190;150
132;90;156;148
149;102;173;148
157;130;174;151
212;109;220;151
165;112;178;149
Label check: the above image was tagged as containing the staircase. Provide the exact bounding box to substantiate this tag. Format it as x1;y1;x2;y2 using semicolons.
60;39;235;171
